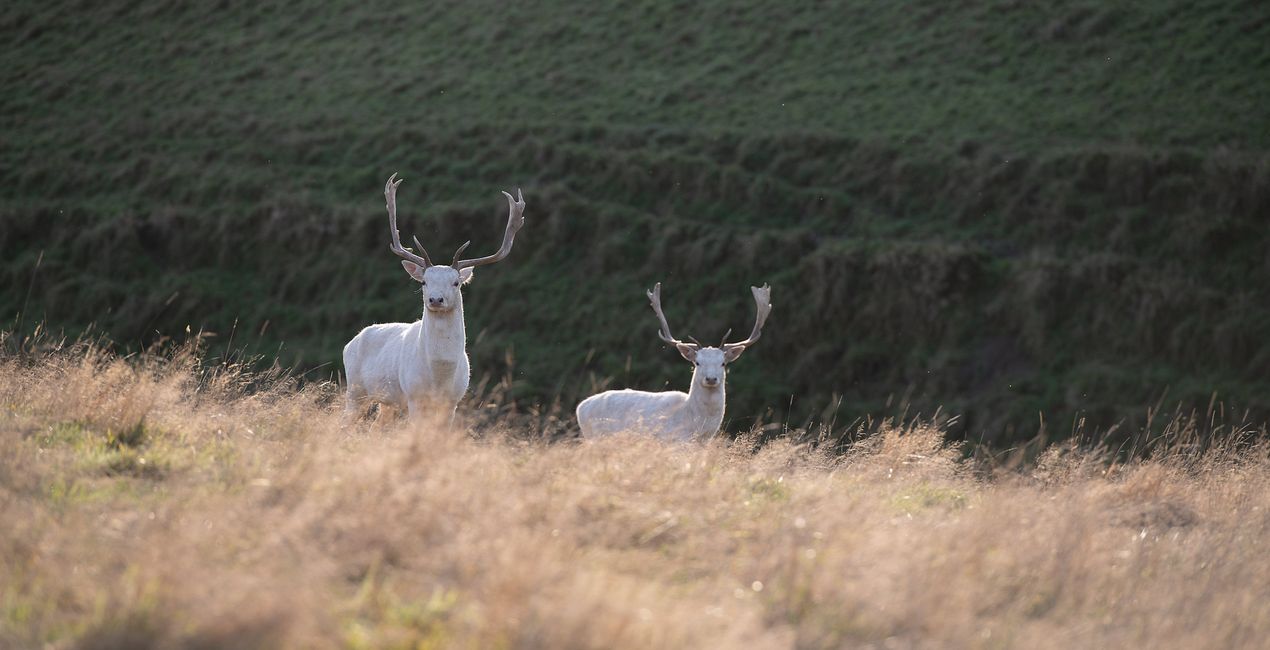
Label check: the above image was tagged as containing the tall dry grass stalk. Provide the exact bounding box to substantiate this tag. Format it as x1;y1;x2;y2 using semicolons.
2;339;1269;649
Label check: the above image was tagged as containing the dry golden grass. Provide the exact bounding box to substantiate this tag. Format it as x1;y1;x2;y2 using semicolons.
3;340;1270;649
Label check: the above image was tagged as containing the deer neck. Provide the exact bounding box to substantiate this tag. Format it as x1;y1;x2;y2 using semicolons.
684;370;726;422
418;298;467;365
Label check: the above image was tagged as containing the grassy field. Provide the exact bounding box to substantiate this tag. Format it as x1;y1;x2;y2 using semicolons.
3;0;1269;444
4;340;1270;648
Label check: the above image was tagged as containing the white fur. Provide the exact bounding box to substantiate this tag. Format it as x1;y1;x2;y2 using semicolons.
577;347;732;442
343;264;475;424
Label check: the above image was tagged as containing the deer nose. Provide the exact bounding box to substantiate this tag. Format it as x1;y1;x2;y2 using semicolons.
429;296;445;305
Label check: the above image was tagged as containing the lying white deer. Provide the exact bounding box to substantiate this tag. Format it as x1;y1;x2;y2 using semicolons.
576;282;772;441
343;173;525;424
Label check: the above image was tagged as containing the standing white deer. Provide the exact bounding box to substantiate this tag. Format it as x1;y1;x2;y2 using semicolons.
576;282;772;442
343;173;526;425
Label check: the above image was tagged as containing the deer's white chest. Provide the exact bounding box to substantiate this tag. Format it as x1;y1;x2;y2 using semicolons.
429;357;461;389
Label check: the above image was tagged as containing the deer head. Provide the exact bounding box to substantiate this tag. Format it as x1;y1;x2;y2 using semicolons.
384;173;526;313
647;283;772;389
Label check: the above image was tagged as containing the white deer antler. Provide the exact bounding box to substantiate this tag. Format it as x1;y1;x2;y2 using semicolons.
452;188;526;270
384;173;432;268
722;284;772;352
647;283;699;350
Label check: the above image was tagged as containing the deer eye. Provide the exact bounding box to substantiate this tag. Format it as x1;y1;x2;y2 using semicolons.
421;281;426;286
452;281;459;287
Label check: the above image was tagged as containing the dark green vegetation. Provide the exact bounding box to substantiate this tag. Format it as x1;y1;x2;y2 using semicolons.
3;0;1269;444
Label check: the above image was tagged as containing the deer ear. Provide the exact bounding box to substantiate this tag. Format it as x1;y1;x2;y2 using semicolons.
458;267;474;285
675;343;698;362
401;260;426;282
722;345;746;363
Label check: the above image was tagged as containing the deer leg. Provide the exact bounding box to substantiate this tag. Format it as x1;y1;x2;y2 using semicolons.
407;398;459;430
377;402;399;423
407;398;441;424
343;386;369;425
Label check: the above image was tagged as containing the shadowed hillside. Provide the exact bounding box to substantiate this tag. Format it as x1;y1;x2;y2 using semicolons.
3;0;1269;443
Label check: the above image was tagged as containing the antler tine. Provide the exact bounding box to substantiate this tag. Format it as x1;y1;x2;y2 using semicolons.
450;241;471;265
718;328;732;347
453;187;526;270
385;173;431;268
723;284;773;350
647;283;695;348
411;236;431;259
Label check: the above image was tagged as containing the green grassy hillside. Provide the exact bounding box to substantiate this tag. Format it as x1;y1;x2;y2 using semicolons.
3;0;1269;443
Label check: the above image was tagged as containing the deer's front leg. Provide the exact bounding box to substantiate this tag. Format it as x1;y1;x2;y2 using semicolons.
406;397;446;422
407;399;425;422
342;390;368;425
407;395;462;429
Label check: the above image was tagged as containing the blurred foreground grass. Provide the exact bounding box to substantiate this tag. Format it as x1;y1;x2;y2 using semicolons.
2;338;1269;648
